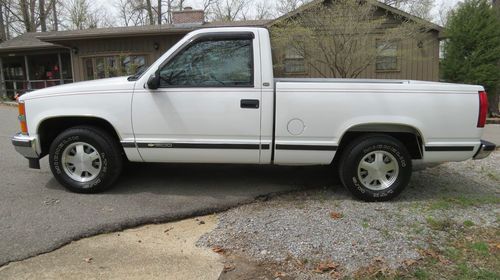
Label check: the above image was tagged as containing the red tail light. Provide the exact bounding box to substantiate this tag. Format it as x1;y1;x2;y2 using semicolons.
477;91;488;128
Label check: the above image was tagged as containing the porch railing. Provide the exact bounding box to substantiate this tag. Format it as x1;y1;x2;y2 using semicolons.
2;79;73;100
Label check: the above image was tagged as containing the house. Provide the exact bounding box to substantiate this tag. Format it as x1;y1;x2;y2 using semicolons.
272;0;443;80
0;2;442;100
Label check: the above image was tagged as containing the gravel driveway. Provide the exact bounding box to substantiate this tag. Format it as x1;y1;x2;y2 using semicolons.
199;152;500;278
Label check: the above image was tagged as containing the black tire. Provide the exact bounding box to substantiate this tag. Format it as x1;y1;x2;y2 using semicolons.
338;134;412;202
49;126;123;193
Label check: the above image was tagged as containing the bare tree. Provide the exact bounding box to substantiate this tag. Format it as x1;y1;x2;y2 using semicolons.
201;0;216;21
163;0;179;24
210;0;252;22
0;0;16;38
157;0;161;24
383;0;434;21
18;0;34;32
254;1;273;20
116;0;186;26
52;0;58;30
62;0;112;30
0;0;59;33
271;0;431;78
0;3;6;41
145;0;154;24
275;0;308;16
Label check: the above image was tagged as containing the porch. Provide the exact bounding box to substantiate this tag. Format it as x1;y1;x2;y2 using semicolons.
0;51;73;100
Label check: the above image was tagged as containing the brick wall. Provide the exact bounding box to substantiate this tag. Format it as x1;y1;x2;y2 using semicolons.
172;8;204;24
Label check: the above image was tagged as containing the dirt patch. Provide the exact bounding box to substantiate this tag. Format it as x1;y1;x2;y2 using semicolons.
0;215;223;280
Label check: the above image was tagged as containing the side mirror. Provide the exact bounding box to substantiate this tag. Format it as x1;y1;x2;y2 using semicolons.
147;71;160;90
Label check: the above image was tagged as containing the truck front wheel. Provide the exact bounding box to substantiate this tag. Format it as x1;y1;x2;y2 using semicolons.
49;126;123;193
338;135;412;202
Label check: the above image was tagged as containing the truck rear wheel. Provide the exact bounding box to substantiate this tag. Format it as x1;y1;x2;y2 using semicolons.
338;134;412;202
49;126;123;193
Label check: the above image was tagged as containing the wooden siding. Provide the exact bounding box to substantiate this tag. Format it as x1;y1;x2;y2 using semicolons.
273;31;440;81
64;29;439;82
67;35;185;81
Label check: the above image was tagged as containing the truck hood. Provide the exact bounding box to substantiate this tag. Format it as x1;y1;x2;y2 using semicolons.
19;77;135;101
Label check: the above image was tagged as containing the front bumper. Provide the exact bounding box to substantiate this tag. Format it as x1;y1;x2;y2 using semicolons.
12;133;39;159
473;140;496;160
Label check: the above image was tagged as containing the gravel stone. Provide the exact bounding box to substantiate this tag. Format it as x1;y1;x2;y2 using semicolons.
198;152;500;277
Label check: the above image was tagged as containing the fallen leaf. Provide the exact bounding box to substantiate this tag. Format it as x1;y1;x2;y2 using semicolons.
223;264;235;273
402;259;417;267
84;257;93;263
313;261;339;273
330;212;343;220
438;255;451;265
212;246;225;254
274;272;286;277
419;249;439;258
330;270;343;279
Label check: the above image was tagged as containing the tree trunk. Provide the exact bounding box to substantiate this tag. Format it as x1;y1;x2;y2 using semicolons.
494;0;500;116
490;90;500;117
39;0;47;31
157;0;161;25
146;0;154;25
0;4;6;42
20;0;33;32
52;0;58;31
30;0;37;31
167;0;172;23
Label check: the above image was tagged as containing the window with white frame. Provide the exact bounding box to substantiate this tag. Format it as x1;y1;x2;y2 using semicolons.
376;40;399;71
284;45;306;74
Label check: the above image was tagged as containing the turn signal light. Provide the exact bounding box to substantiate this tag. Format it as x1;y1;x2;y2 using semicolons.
477;91;488;128
18;102;28;134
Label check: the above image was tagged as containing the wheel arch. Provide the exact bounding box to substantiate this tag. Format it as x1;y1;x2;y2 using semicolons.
336;123;425;161
37;116;123;158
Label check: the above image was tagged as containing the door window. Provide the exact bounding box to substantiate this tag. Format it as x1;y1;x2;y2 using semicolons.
159;39;253;87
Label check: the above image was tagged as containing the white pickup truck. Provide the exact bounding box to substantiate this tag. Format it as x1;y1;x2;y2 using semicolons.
12;27;496;201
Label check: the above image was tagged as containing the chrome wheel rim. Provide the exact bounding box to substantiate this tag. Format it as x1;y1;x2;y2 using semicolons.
61;142;102;183
357;150;399;191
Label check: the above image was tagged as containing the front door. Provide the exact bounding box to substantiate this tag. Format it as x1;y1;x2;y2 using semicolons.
131;32;263;164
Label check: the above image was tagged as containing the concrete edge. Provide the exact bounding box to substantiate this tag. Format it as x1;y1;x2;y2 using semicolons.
0;101;18;107
0;187;306;268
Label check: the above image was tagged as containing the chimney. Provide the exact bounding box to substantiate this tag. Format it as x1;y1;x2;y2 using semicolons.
172;7;204;25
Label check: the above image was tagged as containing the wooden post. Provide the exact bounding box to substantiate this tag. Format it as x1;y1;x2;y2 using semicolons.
58;52;64;84
69;50;76;83
24;55;31;90
0;57;6;99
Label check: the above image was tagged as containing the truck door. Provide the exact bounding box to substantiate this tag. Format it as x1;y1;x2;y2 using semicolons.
131;32;264;163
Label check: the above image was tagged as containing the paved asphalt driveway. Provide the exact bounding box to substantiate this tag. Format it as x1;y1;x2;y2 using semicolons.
0;105;335;266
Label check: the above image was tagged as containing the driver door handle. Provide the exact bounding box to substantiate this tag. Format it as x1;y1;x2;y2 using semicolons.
240;99;259;109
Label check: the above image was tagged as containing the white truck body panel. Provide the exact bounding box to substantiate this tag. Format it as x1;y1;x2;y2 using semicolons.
273;80;482;165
